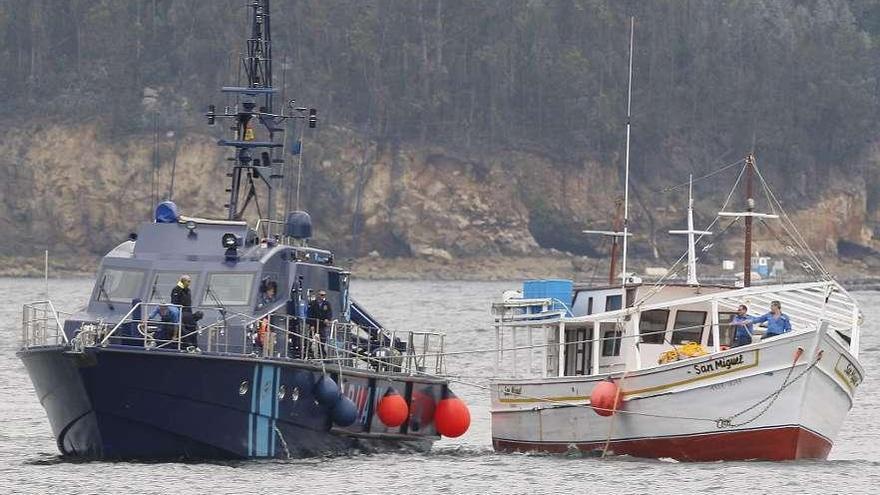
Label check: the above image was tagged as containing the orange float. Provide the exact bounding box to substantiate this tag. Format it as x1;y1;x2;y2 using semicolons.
434;389;470;438
590;379;622;417
376;387;409;427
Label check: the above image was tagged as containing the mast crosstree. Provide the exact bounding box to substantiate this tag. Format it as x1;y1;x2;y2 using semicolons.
205;0;318;228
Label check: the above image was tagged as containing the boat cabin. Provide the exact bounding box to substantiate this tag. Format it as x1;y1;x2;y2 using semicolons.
64;207;355;354
492;279;858;379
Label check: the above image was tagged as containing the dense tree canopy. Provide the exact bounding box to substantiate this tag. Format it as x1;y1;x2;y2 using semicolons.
2;0;879;197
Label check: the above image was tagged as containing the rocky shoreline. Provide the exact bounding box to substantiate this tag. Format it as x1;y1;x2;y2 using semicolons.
4;253;880;289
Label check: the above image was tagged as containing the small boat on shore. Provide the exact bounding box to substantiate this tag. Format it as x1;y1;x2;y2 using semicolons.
487;19;864;462
17;0;469;460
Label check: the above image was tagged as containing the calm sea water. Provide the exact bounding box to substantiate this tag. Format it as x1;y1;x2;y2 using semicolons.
1;277;878;494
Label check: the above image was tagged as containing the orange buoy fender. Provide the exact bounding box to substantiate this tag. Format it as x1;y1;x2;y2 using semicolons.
590;379;622;417
434;389;470;438
376;387;409;427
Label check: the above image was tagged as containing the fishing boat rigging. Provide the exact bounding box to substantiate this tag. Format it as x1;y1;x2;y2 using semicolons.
486;18;864;461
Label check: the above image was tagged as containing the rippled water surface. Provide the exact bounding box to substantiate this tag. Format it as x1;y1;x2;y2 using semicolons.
2;278;878;494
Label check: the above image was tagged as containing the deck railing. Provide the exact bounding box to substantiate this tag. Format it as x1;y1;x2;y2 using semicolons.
22;301;69;347
492;280;862;377
20;300;446;376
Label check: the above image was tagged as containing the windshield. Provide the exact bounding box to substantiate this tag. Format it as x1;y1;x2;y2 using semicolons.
149;272;197;303
96;268;145;303
203;273;254;306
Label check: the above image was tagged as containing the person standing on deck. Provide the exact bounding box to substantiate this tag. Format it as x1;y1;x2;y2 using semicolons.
729;304;754;347
171;275;197;348
739;300;791;340
308;290;333;353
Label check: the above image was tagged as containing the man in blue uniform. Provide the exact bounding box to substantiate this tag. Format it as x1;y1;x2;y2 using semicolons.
729;304;753;347
742;300;792;339
146;304;180;342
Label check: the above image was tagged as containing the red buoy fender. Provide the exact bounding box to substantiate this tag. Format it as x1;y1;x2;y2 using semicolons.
410;388;436;427
434;389;470;438
590;379;622;417
376;387;409;428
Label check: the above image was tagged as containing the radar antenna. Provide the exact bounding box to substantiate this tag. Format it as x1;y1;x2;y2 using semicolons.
205;0;318;231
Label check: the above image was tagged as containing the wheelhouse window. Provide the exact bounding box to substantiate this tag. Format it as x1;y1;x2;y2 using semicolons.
639;309;669;344
202;273;255;306
96;268;145;303
149;272;197;303
708;311;737;347
605;295;622;312
601;322;622;356
671;310;707;345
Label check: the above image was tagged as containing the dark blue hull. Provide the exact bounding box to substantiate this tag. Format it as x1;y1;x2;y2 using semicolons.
18;346;443;459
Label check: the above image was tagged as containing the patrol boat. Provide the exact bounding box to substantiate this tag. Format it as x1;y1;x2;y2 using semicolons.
487;20;863;461
17;0;469;459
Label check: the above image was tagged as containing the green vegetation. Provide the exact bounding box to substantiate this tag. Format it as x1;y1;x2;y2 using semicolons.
2;0;879;256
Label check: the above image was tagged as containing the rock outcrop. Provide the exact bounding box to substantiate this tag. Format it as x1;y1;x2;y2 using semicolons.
2;122;878;269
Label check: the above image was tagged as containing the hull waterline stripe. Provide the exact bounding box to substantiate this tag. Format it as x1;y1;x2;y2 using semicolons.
492;424;833;460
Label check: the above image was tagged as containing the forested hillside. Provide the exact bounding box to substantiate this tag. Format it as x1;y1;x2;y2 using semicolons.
2;0;880;266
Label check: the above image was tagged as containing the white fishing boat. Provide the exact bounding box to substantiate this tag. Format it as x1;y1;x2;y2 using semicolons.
487;19;864;462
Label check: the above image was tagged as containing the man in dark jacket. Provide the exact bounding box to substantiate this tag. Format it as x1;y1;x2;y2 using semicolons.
307;290;333;354
171;275;198;348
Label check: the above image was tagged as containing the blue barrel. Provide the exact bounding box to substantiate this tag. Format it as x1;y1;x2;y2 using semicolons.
522;279;573;315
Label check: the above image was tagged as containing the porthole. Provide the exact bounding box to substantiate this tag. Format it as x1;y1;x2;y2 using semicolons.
278;385;286;400
239;380;249;395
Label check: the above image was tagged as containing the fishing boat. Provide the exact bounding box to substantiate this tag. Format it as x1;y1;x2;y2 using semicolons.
487;20;864;462
17;0;470;460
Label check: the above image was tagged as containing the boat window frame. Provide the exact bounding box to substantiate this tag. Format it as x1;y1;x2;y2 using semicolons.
605;295;622;312
639;309;670;344
564;326;590;376
148;271;199;304
201;272;256;307
94;267;146;303
671;310;707;345
601;322;623;357
708;311;738;347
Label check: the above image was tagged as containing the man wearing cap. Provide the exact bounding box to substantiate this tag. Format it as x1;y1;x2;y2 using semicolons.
308;290;333;353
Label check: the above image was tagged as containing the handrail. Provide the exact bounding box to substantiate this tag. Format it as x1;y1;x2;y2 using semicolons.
23;298;447;375
492;279;861;377
21;301;71;347
495;281;850;326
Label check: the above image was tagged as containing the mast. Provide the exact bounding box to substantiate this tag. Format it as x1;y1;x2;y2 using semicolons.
608;199;623;284
581;18;635;285
669;175;712;285
743;153;755;287
717;153;778;286
205;0;317;229
620;16;634;287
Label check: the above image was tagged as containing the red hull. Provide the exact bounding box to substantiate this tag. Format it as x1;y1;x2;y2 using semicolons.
492;426;832;461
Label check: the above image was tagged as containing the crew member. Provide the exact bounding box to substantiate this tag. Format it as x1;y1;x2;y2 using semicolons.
256;279;278;311
729;304;754;348
308;289;333;351
145;304;181;342
171;275;198;348
253;279;280;356
741;300;791;339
